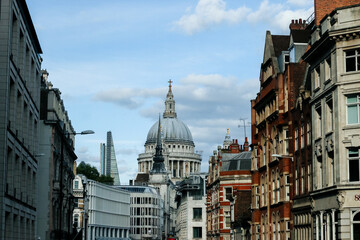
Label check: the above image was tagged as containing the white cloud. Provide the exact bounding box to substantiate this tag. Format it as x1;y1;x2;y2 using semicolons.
94;88;165;109
287;0;313;7
174;0;250;35
247;0;283;24
175;0;314;34
272;7;314;32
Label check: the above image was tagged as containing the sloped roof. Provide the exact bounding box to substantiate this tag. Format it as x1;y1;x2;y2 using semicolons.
291;29;311;43
135;173;149;183
221;151;251;171
272;35;290;57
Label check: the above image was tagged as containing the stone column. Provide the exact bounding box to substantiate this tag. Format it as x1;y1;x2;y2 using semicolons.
177;161;180;178
320;211;324;240
171;160;174;177
326;213;330;240
331;209;336;240
316;213;319;240
183;161;185;177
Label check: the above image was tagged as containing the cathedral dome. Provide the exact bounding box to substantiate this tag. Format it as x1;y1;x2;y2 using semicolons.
145;80;194;146
146;117;194;145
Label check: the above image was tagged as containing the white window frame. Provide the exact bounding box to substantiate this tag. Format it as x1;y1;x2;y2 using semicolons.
347;94;360;125
345;48;360;72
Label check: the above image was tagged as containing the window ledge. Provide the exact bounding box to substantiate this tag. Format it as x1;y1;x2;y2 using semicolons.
341;70;360;77
324;78;331;85
343;124;360;130
313;87;320;93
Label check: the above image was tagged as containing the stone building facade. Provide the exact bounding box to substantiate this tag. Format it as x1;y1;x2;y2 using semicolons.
37;71;78;239
0;0;42;238
117;185;163;240
207;131;251;240
175;172;207;240
302;1;360;239
84;178;130;240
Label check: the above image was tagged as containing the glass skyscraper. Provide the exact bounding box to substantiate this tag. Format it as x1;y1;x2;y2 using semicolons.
100;131;121;185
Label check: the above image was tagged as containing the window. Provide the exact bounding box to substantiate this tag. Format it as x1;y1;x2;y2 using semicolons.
353;212;360;240
307;122;311;146
73;214;79;228
349;148;360;182
315;105;322;139
301;166;305;194
294;128;299;151
225;187;233;201
285;175;290;201
347;94;360;124
325;57;331;81
193;208;202;220
301;124;304;149
325;96;333;133
263;143;267;166
193;227;202;238
272;171;276;204
283;128;289;154
255;186;260;208
225;211;231;228
314;67;320;89
345;48;360;72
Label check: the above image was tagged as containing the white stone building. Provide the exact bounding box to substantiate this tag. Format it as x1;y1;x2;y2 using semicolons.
79;178;131;240
117;185;164;240
175;173;207;240
302;2;360;239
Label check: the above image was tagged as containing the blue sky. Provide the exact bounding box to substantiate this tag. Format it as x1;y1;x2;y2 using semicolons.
27;0;313;184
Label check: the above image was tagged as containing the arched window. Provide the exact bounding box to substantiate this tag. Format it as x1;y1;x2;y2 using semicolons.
353;211;360;240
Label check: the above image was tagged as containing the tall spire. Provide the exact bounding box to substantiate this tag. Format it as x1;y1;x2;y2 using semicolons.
150;115;167;173
163;80;177;118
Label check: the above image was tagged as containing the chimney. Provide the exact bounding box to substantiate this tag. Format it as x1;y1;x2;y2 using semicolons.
243;137;249;151
289;18;307;30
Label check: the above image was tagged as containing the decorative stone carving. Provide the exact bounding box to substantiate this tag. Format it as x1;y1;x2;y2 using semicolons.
310;197;315;210
315;143;322;158
337;191;345;209
326;137;334;152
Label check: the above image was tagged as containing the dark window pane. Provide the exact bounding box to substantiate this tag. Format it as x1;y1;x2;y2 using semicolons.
354;212;360;221
346;57;356;72
349;160;359;182
354;223;360;240
193;227;202;238
347;50;356;57
349;148;359;158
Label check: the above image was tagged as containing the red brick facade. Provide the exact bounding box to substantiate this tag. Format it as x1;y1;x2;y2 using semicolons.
314;0;360;25
207;138;251;240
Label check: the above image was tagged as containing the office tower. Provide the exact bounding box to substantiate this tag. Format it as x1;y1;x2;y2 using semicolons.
100;131;121;185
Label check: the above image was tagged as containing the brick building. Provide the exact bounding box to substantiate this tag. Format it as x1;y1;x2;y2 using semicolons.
207;130;251;240
250;20;310;240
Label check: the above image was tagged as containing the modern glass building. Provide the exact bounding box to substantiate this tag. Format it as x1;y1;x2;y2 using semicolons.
100;131;121;185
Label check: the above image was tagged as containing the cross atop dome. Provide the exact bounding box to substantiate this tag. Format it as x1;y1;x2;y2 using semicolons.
168;79;172;92
164;81;177;118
